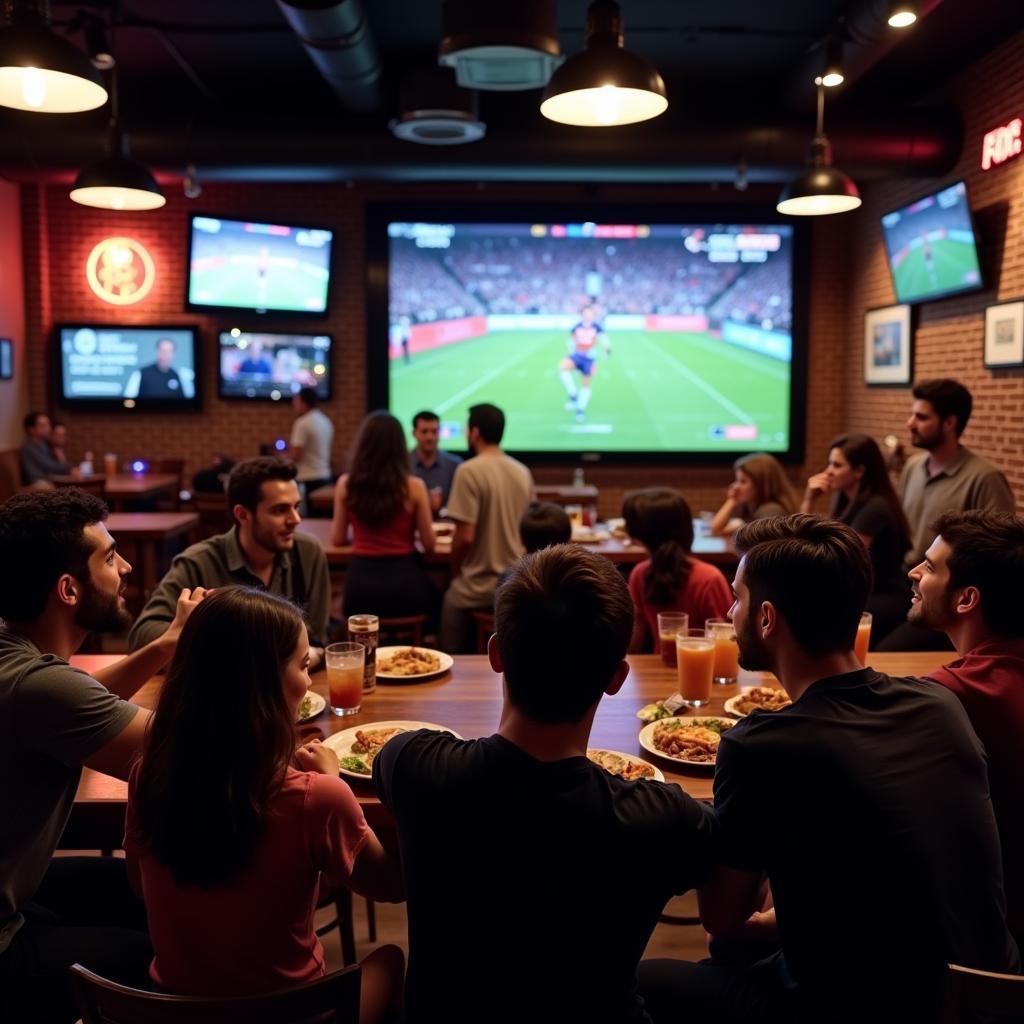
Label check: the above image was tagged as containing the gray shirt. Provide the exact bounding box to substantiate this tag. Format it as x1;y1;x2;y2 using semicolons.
19;438;70;485
290;408;334;483
0;628;137;951
127;528;331;651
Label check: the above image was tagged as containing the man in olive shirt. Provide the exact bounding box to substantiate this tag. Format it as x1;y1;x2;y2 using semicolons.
19;410;72;486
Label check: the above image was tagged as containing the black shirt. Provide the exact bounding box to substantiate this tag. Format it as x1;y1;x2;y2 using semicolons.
137;363;183;398
840;494;909;596
375;730;716;1024
714;669;1018;1022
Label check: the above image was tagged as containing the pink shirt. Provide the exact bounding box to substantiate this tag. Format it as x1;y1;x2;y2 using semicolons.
125;766;368;995
352;501;416;556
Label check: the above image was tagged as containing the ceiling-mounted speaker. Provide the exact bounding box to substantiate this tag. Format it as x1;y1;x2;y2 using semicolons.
390;66;485;145
438;0;562;91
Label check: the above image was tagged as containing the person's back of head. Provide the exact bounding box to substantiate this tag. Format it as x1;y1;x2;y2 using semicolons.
734;452;799;512
226;457;297;521
622;487;695;605
519;501;571;553
734;513;872;657
346;410;409;522
468;403;505;446
296;386;318;410
495;544;633;723
912;378;972;436
22;410;48;436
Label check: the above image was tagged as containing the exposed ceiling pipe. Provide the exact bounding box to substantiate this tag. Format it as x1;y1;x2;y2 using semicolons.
274;0;381;113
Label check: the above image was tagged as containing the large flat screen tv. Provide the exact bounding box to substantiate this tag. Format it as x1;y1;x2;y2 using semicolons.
187;215;334;316
218;330;332;401
56;324;201;411
881;181;984;304
367;205;807;463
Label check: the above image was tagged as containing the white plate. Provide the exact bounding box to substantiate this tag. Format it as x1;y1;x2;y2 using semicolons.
323;720;462;780
638;716;738;768
587;748;665;783
375;646;454;682
723;688;792;718
297;690;326;723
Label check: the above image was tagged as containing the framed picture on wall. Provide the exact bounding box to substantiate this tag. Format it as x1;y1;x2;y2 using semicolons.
984;300;1024;368
0;338;12;380
864;304;912;386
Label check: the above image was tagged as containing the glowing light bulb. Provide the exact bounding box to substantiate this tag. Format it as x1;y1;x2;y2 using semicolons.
888;9;917;27
111;191;125;211
21;67;47;109
591;85;621;126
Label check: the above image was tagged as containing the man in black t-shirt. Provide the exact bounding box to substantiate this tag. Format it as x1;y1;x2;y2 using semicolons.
374;544;715;1024
640;513;1018;1024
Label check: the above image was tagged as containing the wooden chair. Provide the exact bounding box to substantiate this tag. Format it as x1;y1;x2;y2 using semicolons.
54;476;107;498
70;962;361;1023
941;962;1024;1022
315;886;376;967
192;491;231;538
379;614;428;646
471;611;495;654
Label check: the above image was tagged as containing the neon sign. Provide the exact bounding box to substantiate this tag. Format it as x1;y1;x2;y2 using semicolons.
85;236;155;305
981;117;1022;171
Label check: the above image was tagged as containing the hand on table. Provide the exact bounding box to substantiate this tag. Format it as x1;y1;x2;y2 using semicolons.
296;737;339;776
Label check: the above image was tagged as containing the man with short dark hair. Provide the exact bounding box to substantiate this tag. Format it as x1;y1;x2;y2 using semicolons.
375;544;715;1023
440;403;533;651
19;411;71;486
289;385;334;512
910;510;1024;949
409;410;461;514
128;457;330;662
0;488;205;1022
641;513;1018;1024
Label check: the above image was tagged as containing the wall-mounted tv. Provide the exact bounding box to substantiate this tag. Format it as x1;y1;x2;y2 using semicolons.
218;330;332;401
56;325;201;411
367;204;808;463
881;181;984;304
187;215;334;316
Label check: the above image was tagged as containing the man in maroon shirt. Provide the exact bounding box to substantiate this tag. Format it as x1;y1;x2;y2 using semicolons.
909;509;1024;948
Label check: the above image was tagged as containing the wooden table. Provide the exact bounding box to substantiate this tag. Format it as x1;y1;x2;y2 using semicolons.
51;473;181;512
68;651;948;843
106;512;199;597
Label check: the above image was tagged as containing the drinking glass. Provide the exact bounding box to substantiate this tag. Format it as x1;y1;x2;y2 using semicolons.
657;612;689;666
103;453;118;477
676;628;714;708
705;618;739;684
326;642;365;717
855;612;872;666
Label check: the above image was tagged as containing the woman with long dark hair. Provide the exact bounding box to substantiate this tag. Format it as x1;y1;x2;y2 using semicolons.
126;587;404;1021
331;410;437;621
710;452;800;537
622;488;733;652
801;432;913;645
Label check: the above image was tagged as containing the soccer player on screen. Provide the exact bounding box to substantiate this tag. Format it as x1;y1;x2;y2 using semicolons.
559;305;611;422
921;231;938;291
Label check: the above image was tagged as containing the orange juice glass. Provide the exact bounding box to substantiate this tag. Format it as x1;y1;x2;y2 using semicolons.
705;618;739;684
855;612;872;666
326;641;365;716
676;629;714;707
657;612;689;666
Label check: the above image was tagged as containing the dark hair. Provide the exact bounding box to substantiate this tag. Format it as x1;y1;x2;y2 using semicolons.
412;410;439;428
932;511;1024;637
227;457;298;516
827;433;911;555
296;386;318;408
733;452;799;514
132;587;303;886
622;488;695;605
519;501;572;553
734;513;872;656
468;403;505;445
912;379;973;436
346;410;410;523
495;545;633;723
0;489;108;621
22;410;48;432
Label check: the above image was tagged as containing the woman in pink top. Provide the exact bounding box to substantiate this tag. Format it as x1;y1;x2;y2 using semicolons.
331;410;437;621
622;488;733;652
125;587;404;1023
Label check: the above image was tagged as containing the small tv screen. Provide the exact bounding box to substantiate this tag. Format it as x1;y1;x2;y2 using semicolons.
881;181;983;304
56;325;200;410
187;215;333;315
218;330;332;401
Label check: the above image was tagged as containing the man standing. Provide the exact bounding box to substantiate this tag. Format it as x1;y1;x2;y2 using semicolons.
440;404;533;652
289;386;334;513
375;544;715;1023
0;489;205;1022
409;410;461;515
19;411;72;486
128;457;330;664
909;510;1024;951
641;514;1018;1024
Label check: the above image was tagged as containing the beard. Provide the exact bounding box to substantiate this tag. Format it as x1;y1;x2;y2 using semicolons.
252;520;295;555
735;611;774;672
907;588;954;631
74;577;132;634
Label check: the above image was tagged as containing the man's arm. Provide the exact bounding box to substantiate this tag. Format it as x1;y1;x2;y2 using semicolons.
299;540;332;653
82;706;151;781
698;864;775;939
450;520;476;578
127;552;205;651
972;470;1016;515
21;440;70;482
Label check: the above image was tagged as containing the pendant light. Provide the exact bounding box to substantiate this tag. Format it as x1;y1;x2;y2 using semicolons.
776;82;861;217
887;1;918;29
540;0;666;127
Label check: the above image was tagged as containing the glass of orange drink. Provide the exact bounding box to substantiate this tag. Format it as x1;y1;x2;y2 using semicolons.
326;641;365;717
705;618;739;684
854;612;872;666
657;612;689;667
676;628;715;707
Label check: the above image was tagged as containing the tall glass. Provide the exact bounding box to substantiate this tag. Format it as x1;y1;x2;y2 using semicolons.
855;612;872;666
705;618;739;685
326;642;365;717
657;612;689;666
676;628;714;708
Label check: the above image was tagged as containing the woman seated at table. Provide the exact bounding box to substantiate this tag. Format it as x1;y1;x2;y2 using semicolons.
125;587;404;1022
623;488;733;653
331;410;437;621
801;433;912;646
710;452;799;537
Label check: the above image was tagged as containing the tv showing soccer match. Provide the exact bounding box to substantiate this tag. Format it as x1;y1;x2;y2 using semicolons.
187;215;334;315
367;206;807;462
56;324;201;411
218;330;332;401
881;181;984;305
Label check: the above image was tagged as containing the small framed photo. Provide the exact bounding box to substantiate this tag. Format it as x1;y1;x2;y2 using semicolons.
864;304;912;386
984;301;1024;368
0;338;12;380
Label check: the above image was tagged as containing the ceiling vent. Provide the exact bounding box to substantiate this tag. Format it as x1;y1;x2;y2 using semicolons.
389;67;485;145
438;0;562;91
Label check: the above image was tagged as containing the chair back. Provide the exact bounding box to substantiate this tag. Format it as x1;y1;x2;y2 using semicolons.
54;476;107;498
941;962;1024;1022
70;962;361;1024
379;614;428;646
471;610;495;654
192;491;232;538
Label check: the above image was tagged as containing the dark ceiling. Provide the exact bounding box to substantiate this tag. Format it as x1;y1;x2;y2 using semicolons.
1;0;1020;183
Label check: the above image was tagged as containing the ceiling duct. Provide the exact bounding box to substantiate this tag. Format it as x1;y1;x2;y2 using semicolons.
389;67;485;145
438;0;562;91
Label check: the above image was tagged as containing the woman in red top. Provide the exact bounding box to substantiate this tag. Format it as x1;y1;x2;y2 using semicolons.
623;488;733;652
331;410;437;621
126;587;404;1022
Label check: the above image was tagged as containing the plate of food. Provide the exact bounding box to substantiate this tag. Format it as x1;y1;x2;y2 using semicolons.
723;686;792;718
638;716;738;768
587;748;664;783
376;646;453;682
323;721;462;780
297;689;326;723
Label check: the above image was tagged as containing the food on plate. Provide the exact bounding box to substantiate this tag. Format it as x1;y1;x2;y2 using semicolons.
377;647;442;676
651;718;733;763
349;726;408;770
730;686;792;715
587;749;658;781
298;693;313;719
339;755;372;776
636;702;673;723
